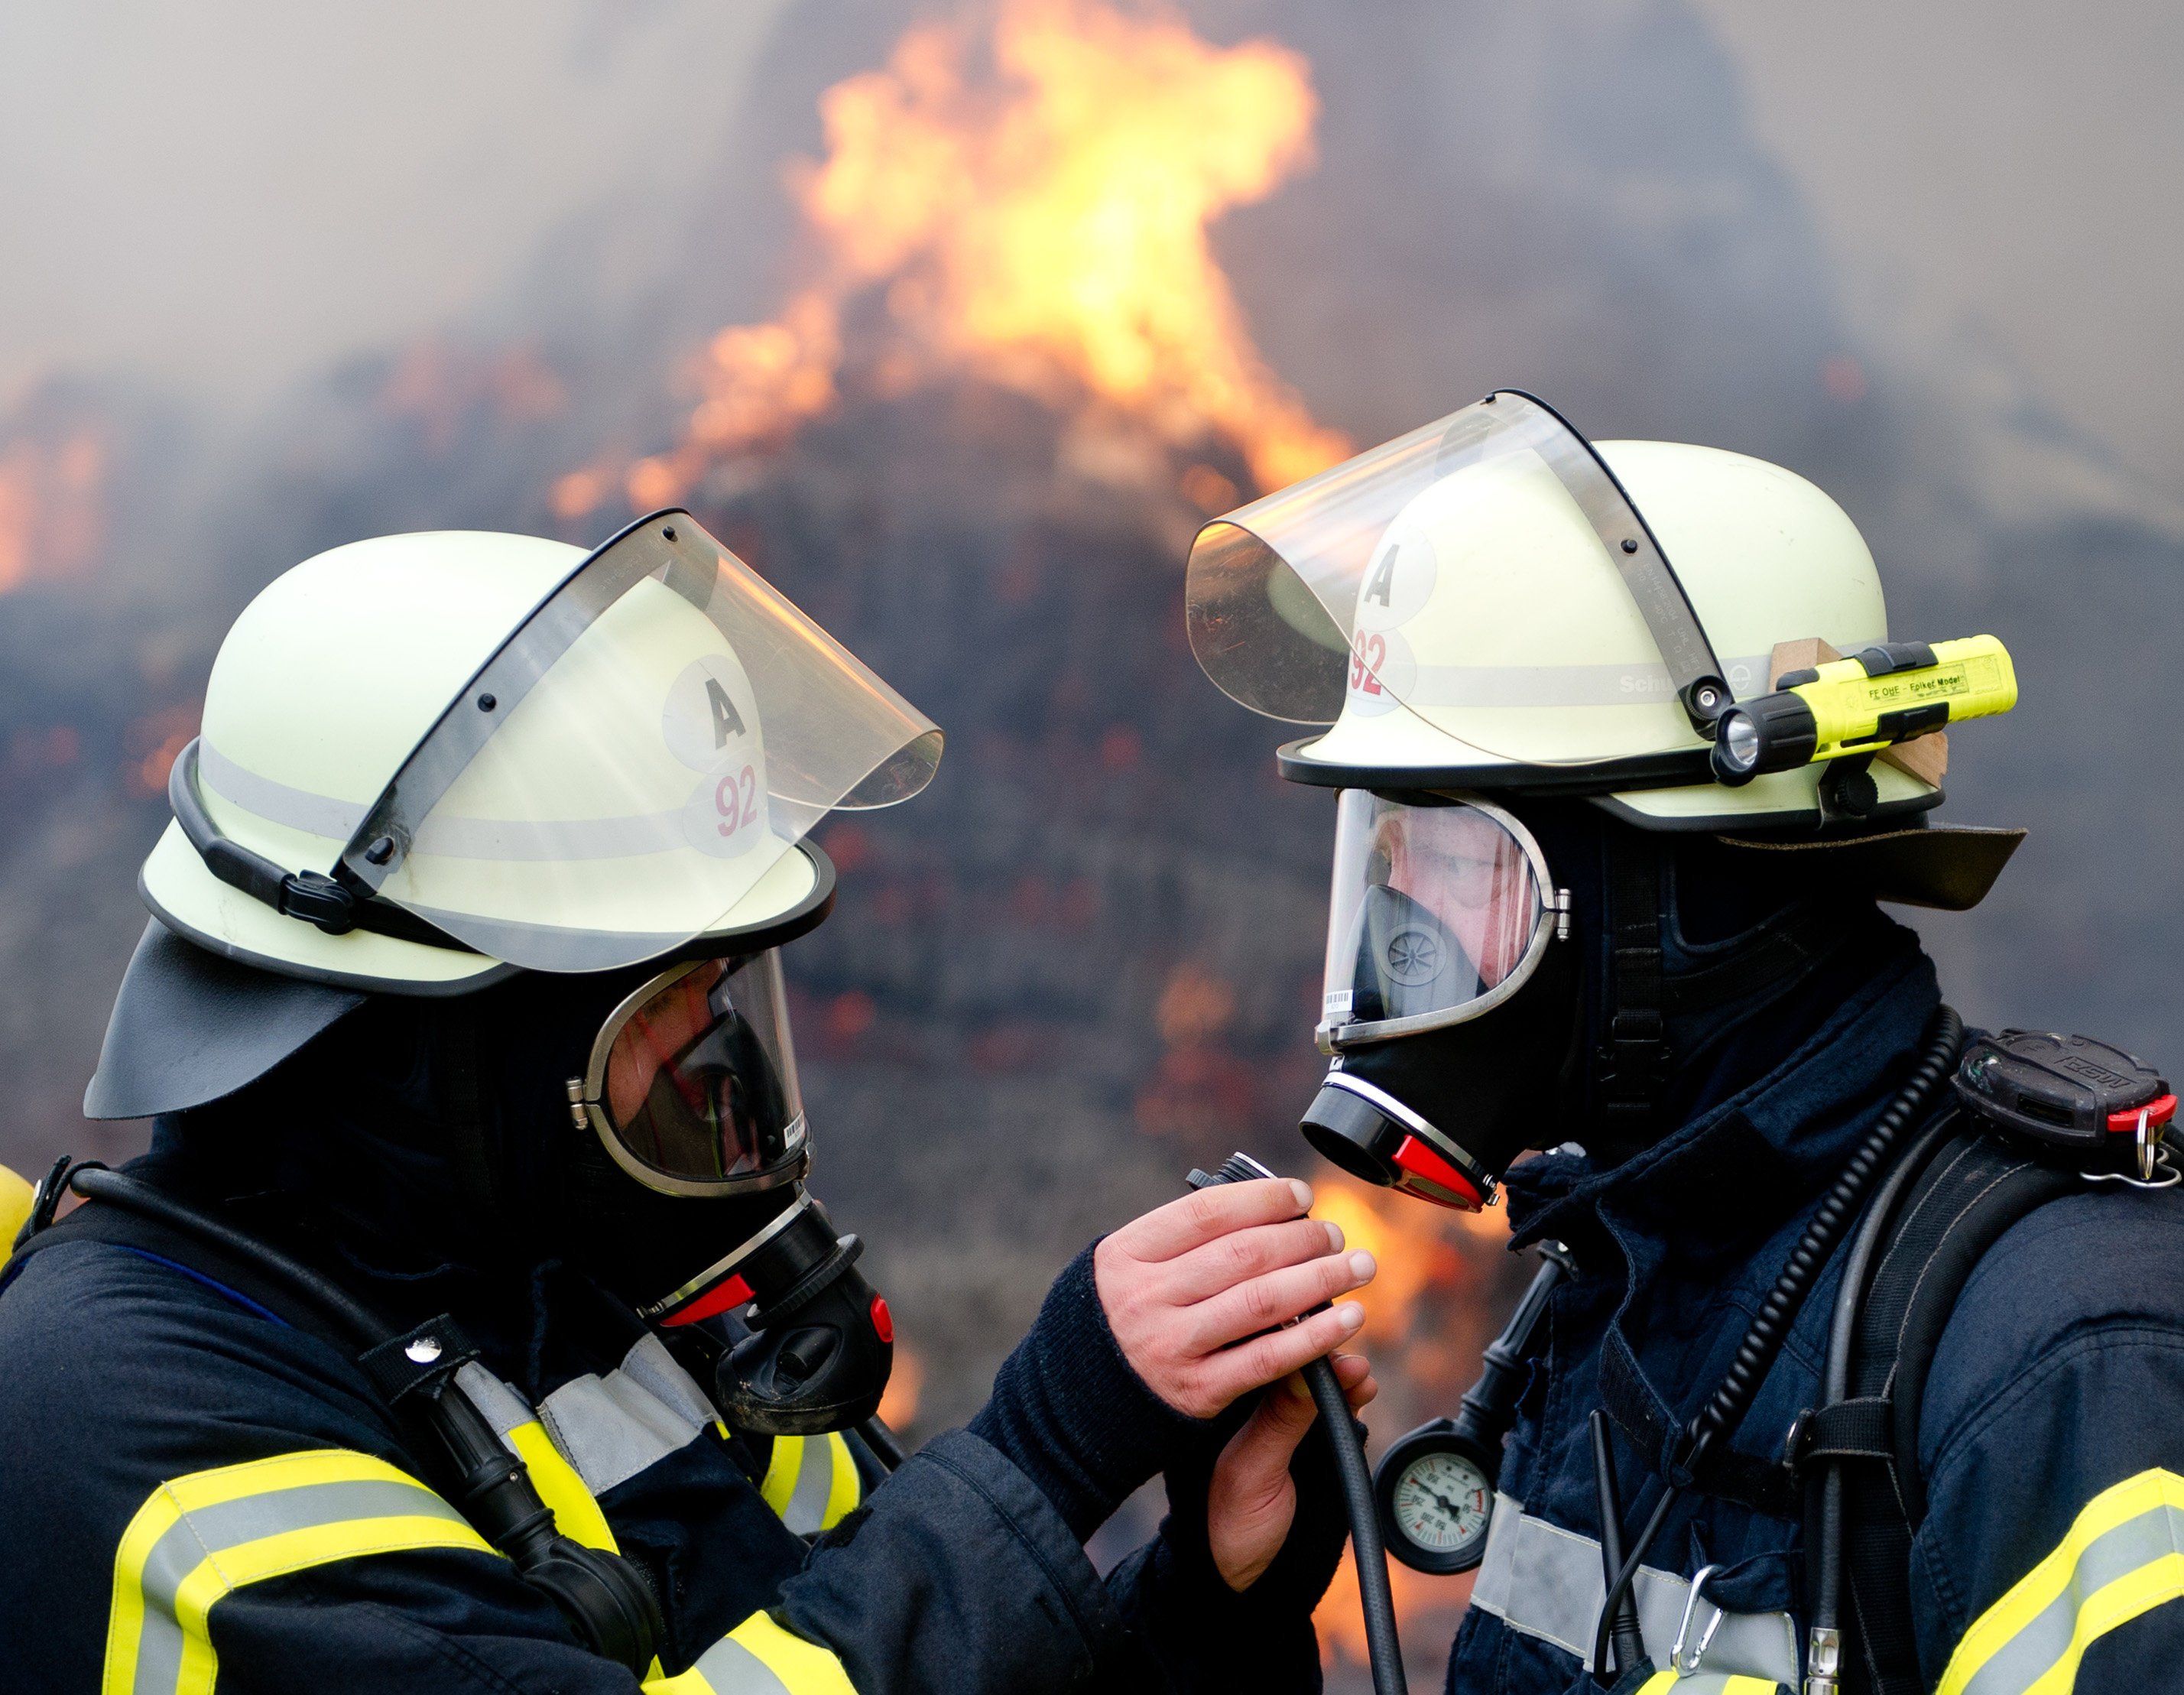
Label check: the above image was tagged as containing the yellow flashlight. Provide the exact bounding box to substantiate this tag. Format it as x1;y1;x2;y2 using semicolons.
1709;635;2017;787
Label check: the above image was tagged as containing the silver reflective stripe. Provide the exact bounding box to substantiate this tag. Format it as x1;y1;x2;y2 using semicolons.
453;1362;534;1439
200;739;692;862
783;1436;836;1537
128;1476;469;1695
200;742;368;840
1960;1502;2184;1695
1403;654;1773;709
686;1632;793;1695
536;1335;715;1499
1469;1494;1799;1687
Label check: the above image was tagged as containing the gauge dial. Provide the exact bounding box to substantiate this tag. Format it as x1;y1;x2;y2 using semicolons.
1393;1450;1491;1554
1374;1422;1500;1574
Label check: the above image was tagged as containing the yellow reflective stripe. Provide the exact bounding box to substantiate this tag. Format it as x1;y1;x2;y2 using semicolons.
730;1611;857;1695
1939;1467;2184;1695
759;1434;859;1536
647;1609;858;1694
819;1433;859;1532
759;1435;806;1520
507;1420;621;1554
103;1449;490;1695
1631;1674;1780;1693
1637;1676;1679;1694
0;1161;34;1268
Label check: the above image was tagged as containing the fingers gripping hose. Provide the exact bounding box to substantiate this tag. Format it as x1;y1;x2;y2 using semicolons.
1187;1154;1408;1695
1588;1006;1965;1678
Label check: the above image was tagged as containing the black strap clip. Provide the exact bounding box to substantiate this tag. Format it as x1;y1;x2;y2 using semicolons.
357;1315;482;1406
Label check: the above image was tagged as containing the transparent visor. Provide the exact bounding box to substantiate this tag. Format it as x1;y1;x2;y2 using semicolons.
578;952;806;1197
1321;791;1553;1044
341;512;943;972
1183;391;1728;760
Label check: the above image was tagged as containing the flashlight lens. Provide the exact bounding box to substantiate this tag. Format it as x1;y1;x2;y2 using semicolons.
1722;713;1761;771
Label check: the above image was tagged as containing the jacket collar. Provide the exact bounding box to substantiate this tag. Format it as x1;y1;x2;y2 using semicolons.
1505;938;1941;1254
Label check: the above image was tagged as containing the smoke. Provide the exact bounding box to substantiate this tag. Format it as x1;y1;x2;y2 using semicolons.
0;8;2178;1682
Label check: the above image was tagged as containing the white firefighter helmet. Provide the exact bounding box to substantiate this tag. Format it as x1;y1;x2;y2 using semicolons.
142;513;942;993
1186;391;2021;904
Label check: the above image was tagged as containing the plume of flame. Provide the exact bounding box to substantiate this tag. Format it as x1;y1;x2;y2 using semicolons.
559;0;1348;521
1309;1177;1511;1674
0;427;106;596
877;1342;925;1431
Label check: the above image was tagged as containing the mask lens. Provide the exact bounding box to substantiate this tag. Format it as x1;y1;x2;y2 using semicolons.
589;952;806;1191
1323;791;1547;1039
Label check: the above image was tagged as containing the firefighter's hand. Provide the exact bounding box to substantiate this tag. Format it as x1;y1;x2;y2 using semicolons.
1094;1177;1375;1419
1208;1353;1378;1591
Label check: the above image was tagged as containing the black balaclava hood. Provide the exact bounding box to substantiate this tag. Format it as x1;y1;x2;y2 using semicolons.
1303;794;1916;1200
165;965;799;1321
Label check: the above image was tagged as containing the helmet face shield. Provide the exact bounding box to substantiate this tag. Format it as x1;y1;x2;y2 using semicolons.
1185;391;1733;765
575;951;806;1197
1321;791;1561;1046
340;512;942;972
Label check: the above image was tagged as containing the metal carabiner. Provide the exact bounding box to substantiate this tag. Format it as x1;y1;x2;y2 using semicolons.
1670;1563;1726;1677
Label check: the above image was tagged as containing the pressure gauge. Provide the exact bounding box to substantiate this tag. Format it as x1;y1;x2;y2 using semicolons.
1374;1420;1499;1574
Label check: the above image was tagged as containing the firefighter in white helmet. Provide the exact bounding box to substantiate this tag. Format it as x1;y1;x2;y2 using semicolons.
1189;391;2184;1695
0;513;1378;1693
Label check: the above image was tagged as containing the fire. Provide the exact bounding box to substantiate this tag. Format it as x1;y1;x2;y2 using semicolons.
877;1342;925;1431
1316;1544;1473;1676
563;0;1348;521
0;426;106;596
1308;1174;1513;1676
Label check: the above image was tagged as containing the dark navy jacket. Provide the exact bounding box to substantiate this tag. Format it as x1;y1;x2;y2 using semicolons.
0;1184;1330;1695
1446;947;2184;1694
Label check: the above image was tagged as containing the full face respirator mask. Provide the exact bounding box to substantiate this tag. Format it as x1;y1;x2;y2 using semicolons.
1300;791;1580;1210
562;951;893;1435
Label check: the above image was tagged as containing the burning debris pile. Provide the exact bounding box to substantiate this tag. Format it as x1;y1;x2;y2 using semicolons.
7;0;2182;1686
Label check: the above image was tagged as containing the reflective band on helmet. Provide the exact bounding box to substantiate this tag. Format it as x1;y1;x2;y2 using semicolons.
577;953;808;1198
1937;1468;2184;1695
759;1433;862;1536
645;1610;858;1695
103;1449;491;1695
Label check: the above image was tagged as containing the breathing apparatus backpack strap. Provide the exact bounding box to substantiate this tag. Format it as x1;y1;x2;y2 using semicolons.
5;1169;667;1676
1802;1130;2080;1694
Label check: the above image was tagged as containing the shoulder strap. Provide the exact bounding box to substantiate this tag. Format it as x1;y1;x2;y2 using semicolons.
1832;1130;2079;1695
6;1193;352;1347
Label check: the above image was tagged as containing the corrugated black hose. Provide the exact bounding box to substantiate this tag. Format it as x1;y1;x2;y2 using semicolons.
1189;1153;1407;1695
1589;1005;1963;1680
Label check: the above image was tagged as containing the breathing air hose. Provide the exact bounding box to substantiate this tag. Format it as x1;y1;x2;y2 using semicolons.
1588;1005;1964;1680
1189;1153;1408;1695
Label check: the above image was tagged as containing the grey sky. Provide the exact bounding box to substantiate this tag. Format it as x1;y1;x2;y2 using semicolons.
1692;0;2184;498
0;0;2175;509
0;1;787;407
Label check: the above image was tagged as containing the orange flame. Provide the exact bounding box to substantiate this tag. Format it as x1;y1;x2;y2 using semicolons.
573;0;1347;518
877;1342;925;1431
0;427;106;595
1315;1544;1473;1677
1309;1175;1513;1670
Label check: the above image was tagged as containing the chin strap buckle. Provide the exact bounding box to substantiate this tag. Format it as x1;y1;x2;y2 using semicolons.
277;870;361;934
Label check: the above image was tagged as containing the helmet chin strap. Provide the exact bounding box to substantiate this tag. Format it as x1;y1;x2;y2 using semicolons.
1593;836;1672;1157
